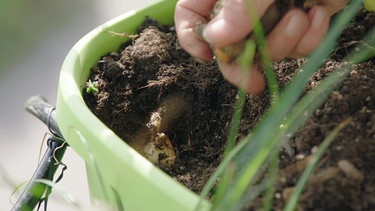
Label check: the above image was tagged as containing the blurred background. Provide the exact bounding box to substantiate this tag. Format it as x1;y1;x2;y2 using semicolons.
0;0;153;210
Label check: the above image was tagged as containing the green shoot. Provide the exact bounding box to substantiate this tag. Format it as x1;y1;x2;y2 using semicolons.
223;89;246;157
85;80;99;95
244;0;280;102
224;40;256;156
262;148;279;211
33;179;79;208
283;117;352;211
213;3;277;209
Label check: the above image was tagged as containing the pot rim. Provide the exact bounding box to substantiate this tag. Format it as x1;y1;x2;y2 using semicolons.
57;1;210;210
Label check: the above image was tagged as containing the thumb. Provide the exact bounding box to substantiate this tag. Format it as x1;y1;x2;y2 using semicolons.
202;0;275;47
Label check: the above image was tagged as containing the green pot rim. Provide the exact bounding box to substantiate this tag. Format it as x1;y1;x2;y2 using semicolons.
57;1;210;210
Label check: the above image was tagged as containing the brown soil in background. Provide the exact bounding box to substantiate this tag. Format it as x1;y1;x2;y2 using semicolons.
83;8;375;210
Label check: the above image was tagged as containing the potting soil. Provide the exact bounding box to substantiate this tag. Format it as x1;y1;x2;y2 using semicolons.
83;8;375;210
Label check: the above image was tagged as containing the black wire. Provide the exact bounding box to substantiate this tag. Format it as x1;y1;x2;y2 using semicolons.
12;96;68;211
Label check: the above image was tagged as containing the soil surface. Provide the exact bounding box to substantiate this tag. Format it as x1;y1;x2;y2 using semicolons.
83;8;375;210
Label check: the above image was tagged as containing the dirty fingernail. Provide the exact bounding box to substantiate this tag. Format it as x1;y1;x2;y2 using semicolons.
312;8;328;29
193;23;206;41
286;16;307;37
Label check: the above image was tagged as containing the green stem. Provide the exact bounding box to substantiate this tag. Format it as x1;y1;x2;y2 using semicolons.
283;118;352;211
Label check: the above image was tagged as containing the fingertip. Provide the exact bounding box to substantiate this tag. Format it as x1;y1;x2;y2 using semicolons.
194;51;214;63
246;70;266;95
218;62;265;95
289;6;330;57
174;0;216;62
176;26;214;62
202;0;253;47
193;39;215;62
192;45;214;62
308;6;329;29
202;18;235;46
285;9;309;38
266;9;309;61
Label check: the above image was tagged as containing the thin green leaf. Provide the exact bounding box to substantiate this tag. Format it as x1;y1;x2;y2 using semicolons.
33;179;79;207
244;1;279;101
223;89;246;156
283;118;352;211
262;150;279;211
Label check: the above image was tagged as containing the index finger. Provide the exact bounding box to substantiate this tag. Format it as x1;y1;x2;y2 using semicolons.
203;0;275;47
175;0;217;61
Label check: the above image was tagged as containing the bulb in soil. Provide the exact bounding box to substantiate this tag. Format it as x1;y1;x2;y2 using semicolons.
144;132;176;169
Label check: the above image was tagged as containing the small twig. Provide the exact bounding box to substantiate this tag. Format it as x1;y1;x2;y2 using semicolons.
53;141;67;165
335;40;375;52
105;29;139;42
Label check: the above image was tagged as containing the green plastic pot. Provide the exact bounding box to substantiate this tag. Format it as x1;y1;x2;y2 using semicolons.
56;1;210;210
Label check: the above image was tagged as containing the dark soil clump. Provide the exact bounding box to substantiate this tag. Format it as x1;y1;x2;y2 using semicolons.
83;8;375;210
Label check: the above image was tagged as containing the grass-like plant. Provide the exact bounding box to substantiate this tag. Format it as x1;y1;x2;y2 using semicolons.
197;0;373;210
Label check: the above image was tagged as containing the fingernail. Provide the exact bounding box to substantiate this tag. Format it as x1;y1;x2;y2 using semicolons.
193;23;206;41
194;57;209;64
312;8;328;29
286;16;307;37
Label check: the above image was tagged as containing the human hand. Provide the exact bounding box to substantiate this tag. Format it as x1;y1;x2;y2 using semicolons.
174;0;348;94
